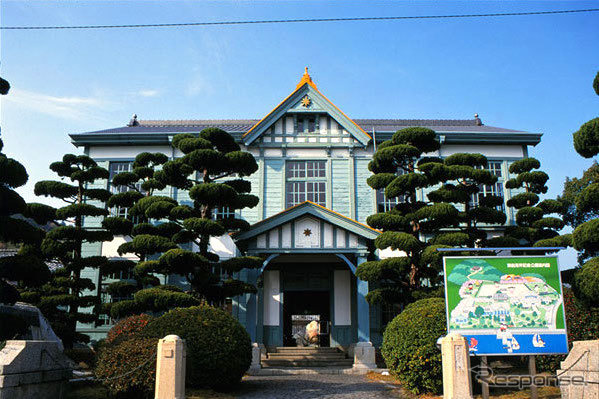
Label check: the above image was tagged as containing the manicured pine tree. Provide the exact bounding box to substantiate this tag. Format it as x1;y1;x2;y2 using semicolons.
157;128;262;304
356;128;460;305
101;152;199;319
0;138;50;305
501;158;570;249
31;154;113;346
424;153;507;247
570;71;599;306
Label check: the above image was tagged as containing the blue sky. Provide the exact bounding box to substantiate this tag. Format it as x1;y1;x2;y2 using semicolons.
1;1;598;268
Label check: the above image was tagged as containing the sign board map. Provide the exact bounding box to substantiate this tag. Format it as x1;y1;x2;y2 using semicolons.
443;256;568;356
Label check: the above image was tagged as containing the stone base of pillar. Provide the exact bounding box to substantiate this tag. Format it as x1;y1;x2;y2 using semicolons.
248;343;262;375
352;342;376;370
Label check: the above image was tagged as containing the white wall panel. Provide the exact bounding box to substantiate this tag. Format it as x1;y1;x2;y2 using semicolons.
264;271;280;326
334;270;351;325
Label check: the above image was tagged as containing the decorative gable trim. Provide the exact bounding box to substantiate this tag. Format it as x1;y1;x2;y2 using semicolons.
242;69;372;146
233;201;380;243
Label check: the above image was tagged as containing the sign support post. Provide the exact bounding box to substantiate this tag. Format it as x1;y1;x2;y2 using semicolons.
481;355;489;399
529;355;538;399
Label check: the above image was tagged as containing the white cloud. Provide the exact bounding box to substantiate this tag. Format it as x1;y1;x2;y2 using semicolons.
2;89;106;121
138;89;159;97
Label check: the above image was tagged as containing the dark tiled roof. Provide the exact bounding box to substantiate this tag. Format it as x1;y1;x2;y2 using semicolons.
75;118;528;135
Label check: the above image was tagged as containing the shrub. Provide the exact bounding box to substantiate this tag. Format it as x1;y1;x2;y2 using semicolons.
536;288;599;372
382;297;446;394
106;314;154;345
0;313;28;341
142;305;251;390
95;336;158;398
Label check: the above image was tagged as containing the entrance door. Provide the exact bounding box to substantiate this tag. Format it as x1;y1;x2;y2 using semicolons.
283;290;330;347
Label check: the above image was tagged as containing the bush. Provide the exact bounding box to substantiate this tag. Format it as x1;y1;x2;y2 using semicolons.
95;336;158;398
536;288;599;372
142;305;251;390
382;297;446;394
0;313;28;341
106;314;154;345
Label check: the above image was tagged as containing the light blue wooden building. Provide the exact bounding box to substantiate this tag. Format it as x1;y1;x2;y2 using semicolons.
70;69;541;359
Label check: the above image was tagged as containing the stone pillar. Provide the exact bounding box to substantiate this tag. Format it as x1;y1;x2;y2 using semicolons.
0;340;71;399
441;333;473;399
353;341;377;371
353;256;376;372
155;335;186;399
247;343;262;375
356;256;370;343
558;340;599;399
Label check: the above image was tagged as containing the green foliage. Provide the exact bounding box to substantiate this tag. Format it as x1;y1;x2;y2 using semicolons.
95;337;158;398
574;258;599;306
572;219;599;255
0;139;49;304
142;305;251;389
28;153;113;347
0;313;28;341
382;298;446;394
573;118;599;158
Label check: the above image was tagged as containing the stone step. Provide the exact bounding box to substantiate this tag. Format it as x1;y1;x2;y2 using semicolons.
267;354;347;360
273;347;341;352
262;359;354;367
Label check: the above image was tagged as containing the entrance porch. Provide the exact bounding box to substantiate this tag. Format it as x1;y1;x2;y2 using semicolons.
232;202;380;370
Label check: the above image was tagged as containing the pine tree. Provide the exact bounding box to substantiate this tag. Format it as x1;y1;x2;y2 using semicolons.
157;128;262;304
100;152;199;319
570;71;599;306
501;158;570;249
424;152;507;247
0;138;49;305
30;154;113;346
356;128;459;305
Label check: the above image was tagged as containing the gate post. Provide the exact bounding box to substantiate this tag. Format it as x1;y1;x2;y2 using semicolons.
441;332;473;399
155;335;186;399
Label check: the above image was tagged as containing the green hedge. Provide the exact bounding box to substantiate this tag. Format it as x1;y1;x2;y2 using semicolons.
382;297;446;394
142;305;251;390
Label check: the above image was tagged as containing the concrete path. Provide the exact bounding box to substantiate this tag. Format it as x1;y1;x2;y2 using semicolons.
236;374;401;398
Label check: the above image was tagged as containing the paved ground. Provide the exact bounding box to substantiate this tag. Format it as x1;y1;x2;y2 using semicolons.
235;374;401;398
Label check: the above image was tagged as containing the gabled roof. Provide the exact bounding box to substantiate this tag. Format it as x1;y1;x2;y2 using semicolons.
233;201;380;242
241;68;372;146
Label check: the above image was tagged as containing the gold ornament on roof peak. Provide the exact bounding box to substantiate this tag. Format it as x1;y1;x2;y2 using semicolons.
296;66;317;89
301;95;311;108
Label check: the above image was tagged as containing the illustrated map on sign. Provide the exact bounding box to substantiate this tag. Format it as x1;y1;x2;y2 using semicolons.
447;259;562;331
444;256;568;355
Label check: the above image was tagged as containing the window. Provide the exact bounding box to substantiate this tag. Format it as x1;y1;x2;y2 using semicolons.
285;161;326;208
108;162;134;217
376;168;407;213
213;206;236;220
470;161;505;211
295;117;316;133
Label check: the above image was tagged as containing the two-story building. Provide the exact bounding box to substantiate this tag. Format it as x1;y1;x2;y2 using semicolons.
70;69;541;366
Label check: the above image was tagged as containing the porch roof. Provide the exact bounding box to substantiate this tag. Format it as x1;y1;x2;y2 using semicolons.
233;201;380;244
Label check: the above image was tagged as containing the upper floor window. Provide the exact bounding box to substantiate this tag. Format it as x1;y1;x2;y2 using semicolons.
296;116;316;133
109;162;133;193
376;168;407;213
470;161;505;211
285;161;326;208
109;162;134;217
213;206;236;220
